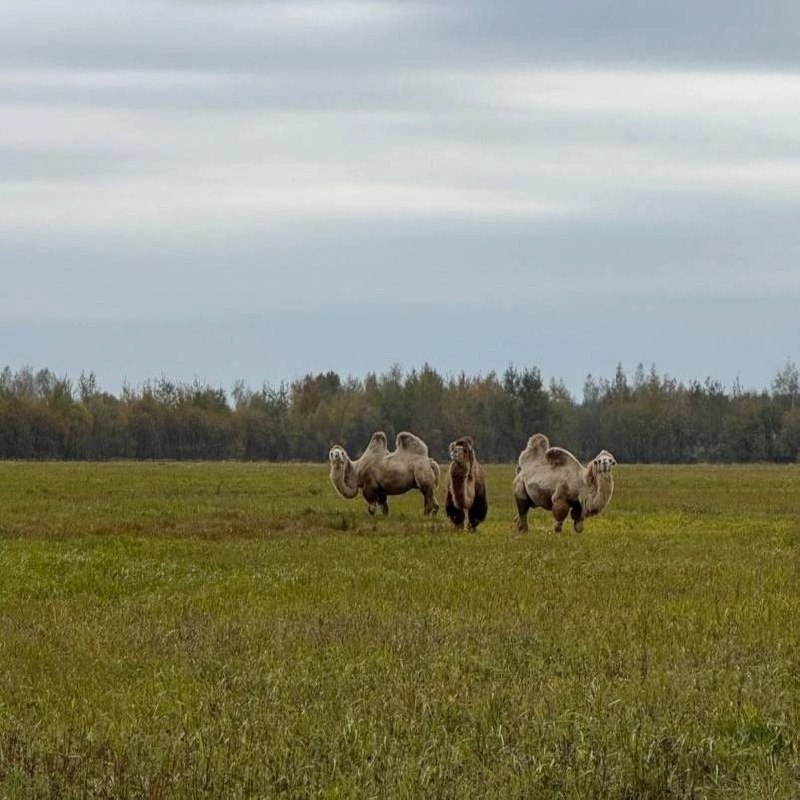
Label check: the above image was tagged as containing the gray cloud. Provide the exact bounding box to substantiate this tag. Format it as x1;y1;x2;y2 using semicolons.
0;1;434;72
1;0;798;391
431;1;800;70
3;1;799;73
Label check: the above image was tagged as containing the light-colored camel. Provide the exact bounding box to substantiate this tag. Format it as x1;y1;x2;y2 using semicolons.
513;433;616;533
444;436;488;531
328;431;440;516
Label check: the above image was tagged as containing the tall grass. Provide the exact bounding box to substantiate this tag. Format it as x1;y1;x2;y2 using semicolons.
0;462;798;797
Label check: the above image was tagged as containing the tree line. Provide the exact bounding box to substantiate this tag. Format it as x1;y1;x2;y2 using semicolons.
0;361;799;463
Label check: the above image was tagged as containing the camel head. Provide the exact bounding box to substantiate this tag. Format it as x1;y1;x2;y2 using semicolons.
328;443;360;499
449;436;475;467
590;449;617;475
328;445;349;466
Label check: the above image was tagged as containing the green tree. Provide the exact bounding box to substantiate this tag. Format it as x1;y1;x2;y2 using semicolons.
773;359;799;409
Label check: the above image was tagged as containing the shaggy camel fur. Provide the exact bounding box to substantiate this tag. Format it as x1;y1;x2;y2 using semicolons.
513;433;616;533
444;436;488;531
328;431;440;516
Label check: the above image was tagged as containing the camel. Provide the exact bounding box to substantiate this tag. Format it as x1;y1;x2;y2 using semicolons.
513;433;616;533
328;431;440;516
444;436;488;531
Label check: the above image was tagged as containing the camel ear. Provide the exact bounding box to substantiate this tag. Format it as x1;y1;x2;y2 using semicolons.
463;436;475;448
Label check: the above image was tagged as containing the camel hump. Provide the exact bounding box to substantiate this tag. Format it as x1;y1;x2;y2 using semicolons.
518;432;549;467
544;447;583;470
366;431;389;453
526;433;550;457
395;431;429;456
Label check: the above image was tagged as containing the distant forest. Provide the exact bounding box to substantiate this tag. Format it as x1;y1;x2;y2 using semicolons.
0;362;799;463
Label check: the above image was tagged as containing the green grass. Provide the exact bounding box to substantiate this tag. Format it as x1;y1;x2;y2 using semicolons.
0;462;798;798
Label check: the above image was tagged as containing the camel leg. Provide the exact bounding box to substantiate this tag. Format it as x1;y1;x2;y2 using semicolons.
513;475;532;531
552;497;570;533
514;495;532;532
468;501;487;532
420;485;439;516
445;489;465;530
378;489;389;516
363;485;380;516
412;463;439;516
570;502;584;533
468;487;488;532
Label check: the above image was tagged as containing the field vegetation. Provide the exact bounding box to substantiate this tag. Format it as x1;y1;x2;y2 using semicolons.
0;461;798;797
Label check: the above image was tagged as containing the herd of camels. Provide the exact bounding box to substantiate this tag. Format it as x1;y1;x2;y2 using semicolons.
328;431;617;533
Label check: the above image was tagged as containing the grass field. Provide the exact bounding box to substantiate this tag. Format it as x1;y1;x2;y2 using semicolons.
0;461;798;798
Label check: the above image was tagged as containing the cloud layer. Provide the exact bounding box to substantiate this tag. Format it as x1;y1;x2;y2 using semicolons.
2;1;798;393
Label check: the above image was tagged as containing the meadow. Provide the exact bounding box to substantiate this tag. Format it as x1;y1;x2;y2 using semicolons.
0;461;798;798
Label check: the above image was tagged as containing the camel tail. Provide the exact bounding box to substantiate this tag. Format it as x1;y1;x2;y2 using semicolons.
430;458;441;487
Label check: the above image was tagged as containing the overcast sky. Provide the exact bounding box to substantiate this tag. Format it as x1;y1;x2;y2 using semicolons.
2;0;799;397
